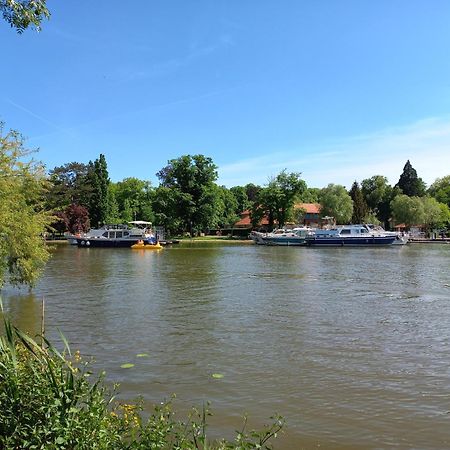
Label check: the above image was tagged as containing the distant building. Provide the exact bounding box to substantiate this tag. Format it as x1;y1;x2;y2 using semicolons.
295;203;321;227
234;210;266;228
234;203;322;229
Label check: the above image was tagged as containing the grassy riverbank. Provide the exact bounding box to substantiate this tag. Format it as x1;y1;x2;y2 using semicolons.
177;236;253;244
0;315;282;449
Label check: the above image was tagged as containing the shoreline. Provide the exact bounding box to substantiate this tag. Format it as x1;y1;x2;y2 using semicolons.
45;238;254;245
408;238;450;244
45;237;450;245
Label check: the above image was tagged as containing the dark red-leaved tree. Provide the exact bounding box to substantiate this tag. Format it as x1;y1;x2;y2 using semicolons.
66;204;90;234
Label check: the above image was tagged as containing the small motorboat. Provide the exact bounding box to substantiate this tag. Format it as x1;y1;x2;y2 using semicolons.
251;227;313;246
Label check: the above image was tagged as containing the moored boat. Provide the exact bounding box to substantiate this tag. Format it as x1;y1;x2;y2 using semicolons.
366;224;408;245
251;227;313;246
76;221;154;248
66;234;80;245
305;224;399;247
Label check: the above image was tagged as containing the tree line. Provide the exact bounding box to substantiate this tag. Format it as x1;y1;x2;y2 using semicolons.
46;151;450;236
2;126;450;287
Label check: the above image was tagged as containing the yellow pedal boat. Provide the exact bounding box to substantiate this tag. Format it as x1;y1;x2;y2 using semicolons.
131;241;163;250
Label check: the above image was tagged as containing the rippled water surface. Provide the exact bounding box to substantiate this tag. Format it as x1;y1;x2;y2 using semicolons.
2;242;450;449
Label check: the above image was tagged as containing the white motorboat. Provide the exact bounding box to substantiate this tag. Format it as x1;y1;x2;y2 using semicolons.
366;224;408;245
305;224;401;247
75;221;155;248
251;227;313;246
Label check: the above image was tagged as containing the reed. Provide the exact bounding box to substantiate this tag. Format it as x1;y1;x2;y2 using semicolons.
0;312;283;449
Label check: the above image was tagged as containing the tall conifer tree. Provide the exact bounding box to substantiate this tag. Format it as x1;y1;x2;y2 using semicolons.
349;181;368;224
395;160;426;197
87;154;110;227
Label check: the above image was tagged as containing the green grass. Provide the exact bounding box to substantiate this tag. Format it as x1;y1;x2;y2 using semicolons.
177;236;252;243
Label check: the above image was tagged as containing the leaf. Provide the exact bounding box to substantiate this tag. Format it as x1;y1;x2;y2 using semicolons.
120;363;135;369
211;373;224;379
136;353;149;358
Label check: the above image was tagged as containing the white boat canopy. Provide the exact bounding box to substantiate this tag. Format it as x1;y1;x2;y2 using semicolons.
128;221;152;226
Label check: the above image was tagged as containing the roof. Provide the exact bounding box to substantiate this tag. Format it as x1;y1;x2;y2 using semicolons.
234;203;321;227
234;210;269;227
295;203;321;214
128;221;152;225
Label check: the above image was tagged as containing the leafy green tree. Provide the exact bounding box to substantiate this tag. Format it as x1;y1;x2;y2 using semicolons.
216;186;240;229
244;183;261;203
363;212;381;226
113;177;154;222
104;187;121;224
428;175;450;208
152;186;181;236
361;175;390;212
86;154;110;228
251;187;276;229
0;124;52;287
361;176;400;228
121;198;133;222
229;186;250;215
421;196;448;232
156;155;219;234
377;185;402;230
349;181;368;223
318;184;353;224
437;203;450;230
390;194;425;228
395;160;426;197
1;0;49;32
272;170;307;227
47;162;92;211
302;187;320;203
253;170;306;229
49;211;68;235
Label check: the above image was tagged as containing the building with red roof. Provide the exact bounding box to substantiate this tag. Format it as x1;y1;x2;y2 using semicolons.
234;203;322;229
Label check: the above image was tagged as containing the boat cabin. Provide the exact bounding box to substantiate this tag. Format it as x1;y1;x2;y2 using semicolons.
315;224;373;238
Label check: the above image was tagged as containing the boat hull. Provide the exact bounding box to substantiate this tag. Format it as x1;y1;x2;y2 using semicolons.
262;237;307;246
76;238;140;248
251;229;310;246
306;236;397;246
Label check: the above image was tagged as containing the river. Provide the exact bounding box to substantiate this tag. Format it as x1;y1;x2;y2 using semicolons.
1;242;450;449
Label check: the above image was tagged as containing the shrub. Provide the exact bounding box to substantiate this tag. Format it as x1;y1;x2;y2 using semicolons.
0;316;283;449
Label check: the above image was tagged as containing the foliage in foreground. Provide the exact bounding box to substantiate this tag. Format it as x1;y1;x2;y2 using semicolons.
0;124;53;288
0;316;283;449
1;0;49;33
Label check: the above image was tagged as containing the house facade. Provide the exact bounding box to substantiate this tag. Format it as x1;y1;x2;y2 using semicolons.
234;203;322;229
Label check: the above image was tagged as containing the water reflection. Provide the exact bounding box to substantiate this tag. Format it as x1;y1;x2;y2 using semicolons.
1;243;450;449
1;291;42;337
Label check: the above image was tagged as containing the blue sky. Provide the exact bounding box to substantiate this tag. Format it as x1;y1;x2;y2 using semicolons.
1;1;450;189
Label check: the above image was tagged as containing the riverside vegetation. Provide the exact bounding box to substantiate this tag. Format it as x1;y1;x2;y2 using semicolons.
0;312;284;449
2;123;450;289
